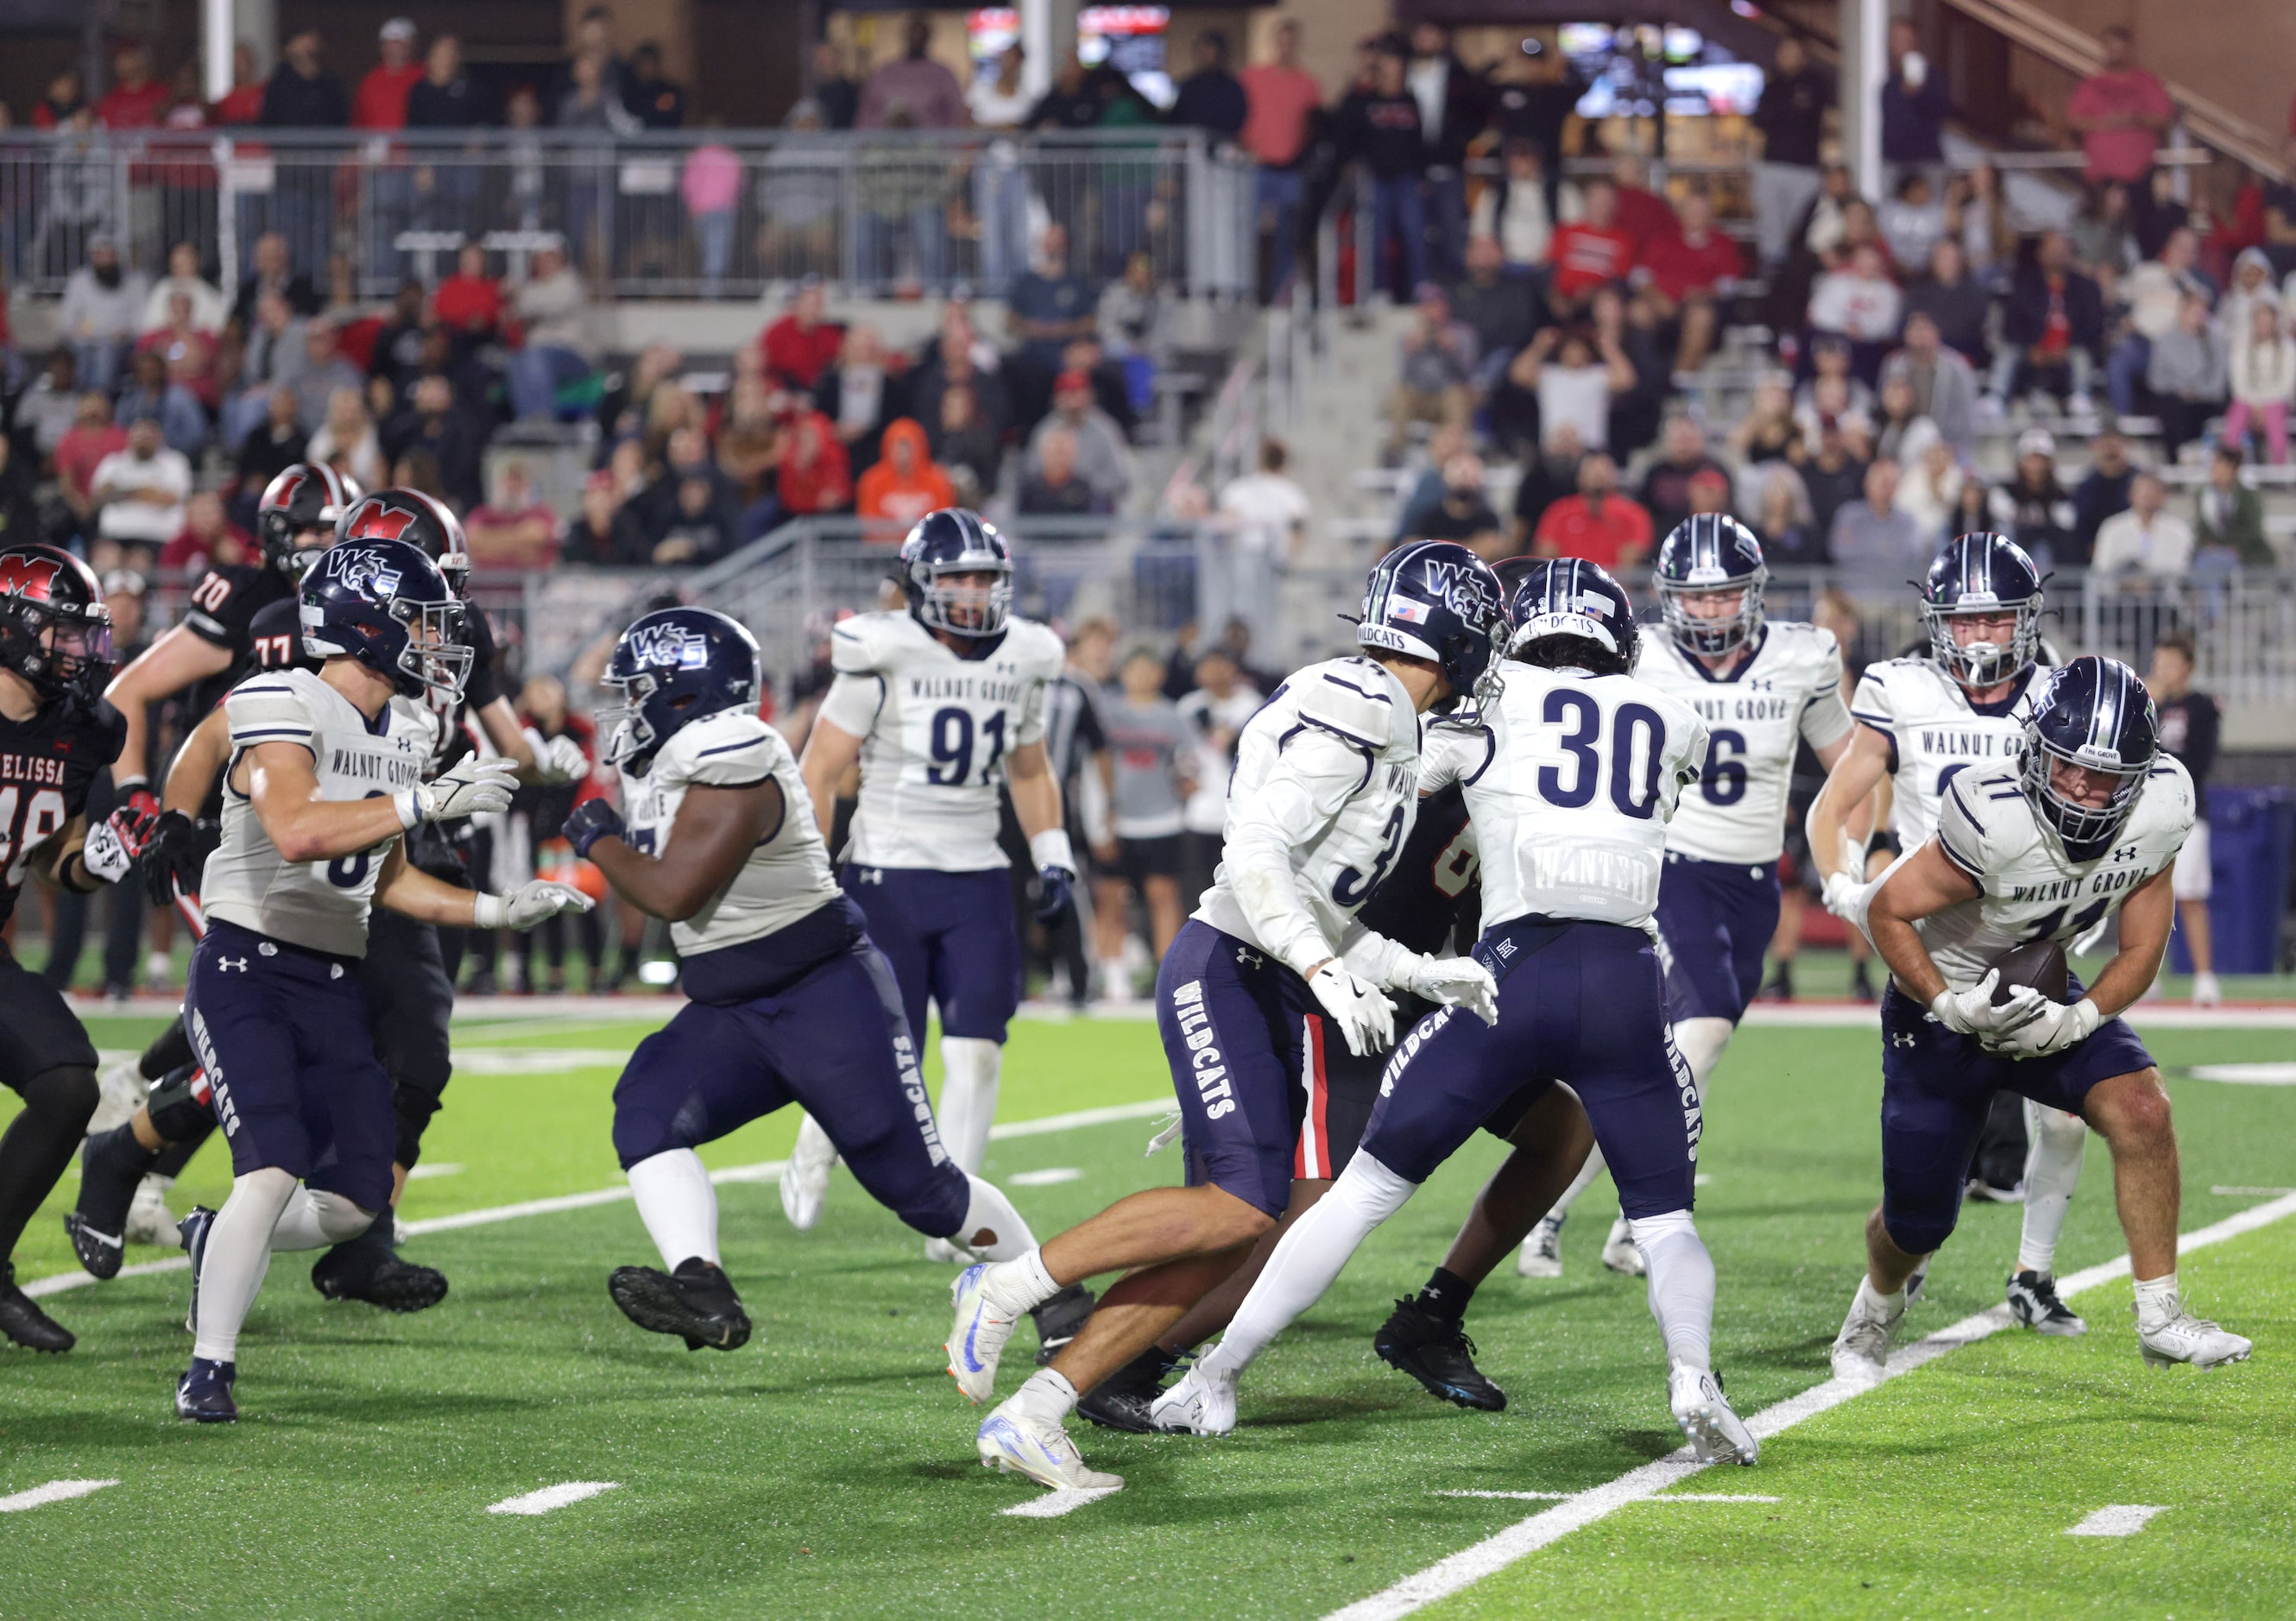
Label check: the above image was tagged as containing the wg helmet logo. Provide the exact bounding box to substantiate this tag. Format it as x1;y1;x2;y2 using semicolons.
627;623;710;670
324;546;403;597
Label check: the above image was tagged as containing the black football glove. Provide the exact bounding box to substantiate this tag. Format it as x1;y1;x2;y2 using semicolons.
140;810;202;908
1032;862;1075;925
563;798;627;860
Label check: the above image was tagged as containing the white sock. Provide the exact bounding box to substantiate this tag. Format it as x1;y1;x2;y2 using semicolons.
937;1037;1002;1175
1543;1141;1609;1225
1012;1366;1078;1422
191;1166;296;1364
2016;1100;2088;1277
1669;1017;1733;1094
2133;1271;2179;1326
1855;1274;1907;1322
628;1149;719;1269
268;1188;375;1251
1628;1209;1715;1372
953;1173;1038;1262
983;1247;1061;1314
1201;1152;1419;1379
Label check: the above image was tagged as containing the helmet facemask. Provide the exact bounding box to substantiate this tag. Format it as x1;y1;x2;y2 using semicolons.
389;596;472;699
9;598;114;705
1924;598;2040;688
1661;570;1766;658
914;565;1012;639
2020;732;2149;859
598;669;659;772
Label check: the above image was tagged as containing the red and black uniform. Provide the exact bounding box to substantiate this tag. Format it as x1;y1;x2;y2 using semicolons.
0;698;127;1075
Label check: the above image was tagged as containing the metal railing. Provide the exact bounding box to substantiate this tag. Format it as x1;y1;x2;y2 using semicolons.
0;127;1254;304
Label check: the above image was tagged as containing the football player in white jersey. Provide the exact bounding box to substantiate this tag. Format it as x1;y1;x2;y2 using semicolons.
790;511;1077;1275
1831;656;2249;1377
559;609;1050;1353
1151;559;1763;1466
1518;516;1855;1279
173;540;590;1421
940;541;1508;1493
1807;533;2094;1335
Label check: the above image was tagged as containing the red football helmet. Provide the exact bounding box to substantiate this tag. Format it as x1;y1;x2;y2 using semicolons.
0;544;113;705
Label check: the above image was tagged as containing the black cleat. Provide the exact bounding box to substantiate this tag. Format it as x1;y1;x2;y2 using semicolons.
0;1261;75;1352
1031;1283;1096;1366
1078;1343;1180;1432
179;1207;217;1335
66;1125;161;1280
1374;1294;1507;1411
2006;1270;2088;1336
174;1356;237;1422
63;1213;125;1281
310;1219;448;1313
609;1259;751;1351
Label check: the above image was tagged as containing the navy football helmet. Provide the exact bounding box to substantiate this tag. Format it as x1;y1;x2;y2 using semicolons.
1656;514;1766;657
299;538;470;699
1356;540;1508;703
0;543;112;706
1504;558;1640;678
899;508;1011;640
1921;533;2044;689
2020;654;2159;860
599;606;762;775
256;464;357;582
337;487;471;599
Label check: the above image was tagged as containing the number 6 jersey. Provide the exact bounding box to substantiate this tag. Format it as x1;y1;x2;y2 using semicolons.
817;610;1066;872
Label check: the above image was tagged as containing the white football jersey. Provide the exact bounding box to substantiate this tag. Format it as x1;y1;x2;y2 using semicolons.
1851;657;2044;848
1637;621;1851;865
1429;661;1707;932
817;610;1065;871
1917;756;2194;987
1193;657;1422;978
621;707;843;957
202;669;435;957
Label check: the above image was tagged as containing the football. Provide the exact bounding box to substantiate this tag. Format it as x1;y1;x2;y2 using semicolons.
1989;937;2071;1006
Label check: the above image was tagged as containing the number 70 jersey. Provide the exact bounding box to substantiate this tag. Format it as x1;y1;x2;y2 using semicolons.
822;610;1066;872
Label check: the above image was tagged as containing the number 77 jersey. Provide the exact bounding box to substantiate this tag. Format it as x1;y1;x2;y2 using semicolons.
823;609;1067;871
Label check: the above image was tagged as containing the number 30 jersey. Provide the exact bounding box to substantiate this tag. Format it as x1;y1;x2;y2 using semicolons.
1192;658;1424;980
1429;661;1706;932
818;610;1066;872
1851;657;2043;849
1637;622;1851;865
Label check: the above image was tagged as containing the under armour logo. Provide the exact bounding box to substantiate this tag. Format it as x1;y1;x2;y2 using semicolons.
1891;1031;1917;1049
858;867;884;885
219;956;248;973
1235;946;1264;969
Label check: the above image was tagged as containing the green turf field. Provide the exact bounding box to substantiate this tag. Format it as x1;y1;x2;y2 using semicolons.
3;1011;2293;1618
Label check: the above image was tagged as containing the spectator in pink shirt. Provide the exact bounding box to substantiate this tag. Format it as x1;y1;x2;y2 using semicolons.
682;139;741;294
1239;20;1323;299
858;13;968;129
2066;28;2176;186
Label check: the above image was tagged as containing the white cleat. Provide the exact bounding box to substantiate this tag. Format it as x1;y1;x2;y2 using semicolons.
1147;1363;1238;1435
2137;1296;2252;1370
976;1403;1123;1492
1517;1214;1565;1278
1829;1291;1901;1384
2192;971;2223;1008
126;1176;180;1247
779;1114;836;1230
1668;1365;1757;1465
90;1060;147;1134
1600;1216;1645;1277
945;1264;1021;1403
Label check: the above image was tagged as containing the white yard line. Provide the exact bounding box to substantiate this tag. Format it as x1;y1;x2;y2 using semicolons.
2066;1504;2172;1537
1638;1493;1782;1504
1323;1189;2296;1621
486;1482;619;1516
999;1485;1122;1517
0;1479;117;1513
1434;1491;1570;1502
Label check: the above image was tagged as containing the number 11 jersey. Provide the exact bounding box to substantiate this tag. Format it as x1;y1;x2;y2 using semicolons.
821;610;1066;872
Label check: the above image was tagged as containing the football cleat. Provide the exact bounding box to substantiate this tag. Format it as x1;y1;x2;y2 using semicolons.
780;1113;836;1230
1517;1214;1565;1278
1146;1362;1237;1435
608;1259;752;1351
310;1220;449;1313
180;1206;217;1335
90;1057;146;1133
1031;1283;1096;1366
61;1212;124;1280
946;1264;1021;1402
2006;1270;2087;1336
126;1176;181;1246
1373;1294;1507;1411
1077;1346;1179;1433
1669;1365;1757;1464
1828;1286;1901;1384
2136;1296;2252;1370
976;1404;1123;1492
69;1126;158;1276
0;1261;74;1353
1600;1216;1645;1277
175;1356;237;1422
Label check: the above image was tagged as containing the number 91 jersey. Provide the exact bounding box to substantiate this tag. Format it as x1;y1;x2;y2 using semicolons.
1851;657;2043;848
1636;622;1851;865
819;611;1065;872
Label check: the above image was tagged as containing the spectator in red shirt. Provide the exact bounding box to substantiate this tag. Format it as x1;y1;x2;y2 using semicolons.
355;18;425;129
761;281;845;393
97;46;170;129
1549;180;1635;317
211;43;268;125
434;243;503;337
464;457;561;570
1639;192;1744;375
160;489;253;571
1530;451;1653;568
1608;154;1681;258
776;409;853;517
54;394;129;530
2066;28;2176;186
1239;19;1323;300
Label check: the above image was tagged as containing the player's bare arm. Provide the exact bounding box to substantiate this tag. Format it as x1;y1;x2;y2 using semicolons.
1003;738;1063;842
167;705;232;811
586;779;782;921
1806;722;1891;886
235;741;414;864
797;716;863;841
103;627;234;792
1864;839;1979;1003
2078;861;2175;1019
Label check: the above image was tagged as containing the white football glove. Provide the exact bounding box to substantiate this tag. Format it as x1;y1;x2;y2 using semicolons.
1984;996;2101;1059
1821;869;1866;921
1928;970;2047;1042
1405;954;1499;1026
1308;960;1397;1058
394;756;520;829
471;880;597;931
526;727;590;785
80;817;136;884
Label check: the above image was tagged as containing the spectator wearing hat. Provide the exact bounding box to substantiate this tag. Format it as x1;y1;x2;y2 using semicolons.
1994;427;2076;572
622;42;687;129
1026;369;1134;509
90;413;192;562
1531;451;1651;568
356;18;424;129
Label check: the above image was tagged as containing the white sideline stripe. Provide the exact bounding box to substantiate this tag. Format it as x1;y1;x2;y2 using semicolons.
1009;1168;1083;1187
2188;1063;2296;1086
2066;1504;2171;1537
999;1485;1121;1517
1322;1189;2296;1621
21;1098;1176;1298
2211;1185;2296;1197
1639;1493;1781;1504
0;1479;118;1513
486;1481;618;1516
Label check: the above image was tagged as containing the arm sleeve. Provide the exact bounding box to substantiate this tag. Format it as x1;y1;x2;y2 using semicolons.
1933;776;1990;880
463;609;503;710
1227;728;1378;977
1799;634;1855;750
224;679;317;755
813;672;884;738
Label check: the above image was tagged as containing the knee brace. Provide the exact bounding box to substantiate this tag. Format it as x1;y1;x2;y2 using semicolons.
147;1063;218;1145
